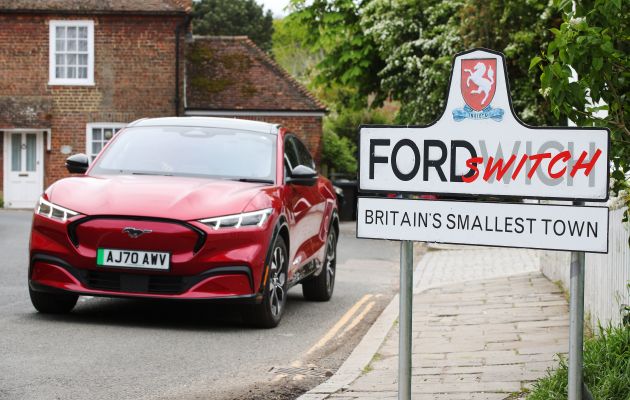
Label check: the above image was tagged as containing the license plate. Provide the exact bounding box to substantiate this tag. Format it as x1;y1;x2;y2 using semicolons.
97;248;170;270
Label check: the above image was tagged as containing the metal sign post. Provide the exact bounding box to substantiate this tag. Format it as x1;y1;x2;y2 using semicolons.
398;240;413;400
355;48;610;400
568;201;586;400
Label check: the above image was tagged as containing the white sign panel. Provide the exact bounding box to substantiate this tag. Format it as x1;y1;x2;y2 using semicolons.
357;197;608;253
359;49;609;201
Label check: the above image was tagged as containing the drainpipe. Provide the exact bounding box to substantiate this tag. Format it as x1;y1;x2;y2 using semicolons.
175;15;192;116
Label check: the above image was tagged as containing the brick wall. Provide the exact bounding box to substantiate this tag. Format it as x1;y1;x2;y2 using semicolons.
0;13;186;190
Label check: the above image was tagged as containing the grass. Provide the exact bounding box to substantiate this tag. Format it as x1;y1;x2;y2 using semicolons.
362;352;382;375
554;280;570;302
506;388;531;399
527;324;630;400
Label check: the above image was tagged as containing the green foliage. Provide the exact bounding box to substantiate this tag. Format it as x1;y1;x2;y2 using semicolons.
459;0;562;126
289;0;386;110
534;0;630;232
321;130;357;174
272;17;321;83
362;0;465;124
527;324;630;400
321;108;392;174
192;0;274;51
0;196;3;208
325;108;391;144
625;283;630;326
290;0;561;126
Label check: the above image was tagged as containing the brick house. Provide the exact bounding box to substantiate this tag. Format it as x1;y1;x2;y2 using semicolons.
0;1;325;209
184;36;326;160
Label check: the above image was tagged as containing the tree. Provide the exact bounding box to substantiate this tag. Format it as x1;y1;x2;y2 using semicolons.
272;16;321;83
362;0;465;124
289;0;561;126
289;0;385;110
533;0;629;228
459;0;561;126
320;108;392;175
192;0;274;51
320;130;357;175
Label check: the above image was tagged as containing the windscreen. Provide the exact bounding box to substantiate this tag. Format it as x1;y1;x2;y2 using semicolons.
90;126;276;182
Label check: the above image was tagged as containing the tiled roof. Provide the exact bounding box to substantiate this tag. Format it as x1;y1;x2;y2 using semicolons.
0;0;191;14
186;36;326;112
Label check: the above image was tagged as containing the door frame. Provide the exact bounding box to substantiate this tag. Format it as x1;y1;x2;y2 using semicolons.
2;129;47;209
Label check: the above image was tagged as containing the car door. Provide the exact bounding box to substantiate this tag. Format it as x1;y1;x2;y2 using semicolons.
283;135;323;279
291;136;327;258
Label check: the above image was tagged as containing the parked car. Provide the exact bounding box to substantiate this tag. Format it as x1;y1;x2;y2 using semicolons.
28;117;339;328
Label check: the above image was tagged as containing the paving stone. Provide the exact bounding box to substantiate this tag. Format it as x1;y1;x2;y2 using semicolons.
318;247;569;400
411;381;522;393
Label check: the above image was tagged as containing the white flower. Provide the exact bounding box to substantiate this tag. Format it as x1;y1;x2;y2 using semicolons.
569;17;585;26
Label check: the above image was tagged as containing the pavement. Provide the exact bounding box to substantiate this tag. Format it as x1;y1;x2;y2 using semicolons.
300;246;570;400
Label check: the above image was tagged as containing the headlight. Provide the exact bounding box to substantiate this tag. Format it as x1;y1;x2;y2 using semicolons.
198;208;273;230
36;197;80;222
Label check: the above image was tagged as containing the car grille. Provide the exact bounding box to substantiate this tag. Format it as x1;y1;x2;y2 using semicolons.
86;270;185;294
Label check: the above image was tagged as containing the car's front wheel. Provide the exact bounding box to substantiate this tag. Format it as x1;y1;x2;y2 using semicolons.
302;228;337;301
29;287;78;314
247;237;288;328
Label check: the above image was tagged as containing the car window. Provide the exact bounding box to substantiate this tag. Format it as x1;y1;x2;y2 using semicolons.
90;126;276;182
293;137;315;170
284;136;300;173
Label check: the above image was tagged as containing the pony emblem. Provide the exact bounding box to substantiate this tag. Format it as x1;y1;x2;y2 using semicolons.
122;227;152;238
453;58;504;122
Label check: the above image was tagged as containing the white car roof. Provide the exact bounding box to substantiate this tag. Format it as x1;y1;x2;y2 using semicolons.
127;117;280;134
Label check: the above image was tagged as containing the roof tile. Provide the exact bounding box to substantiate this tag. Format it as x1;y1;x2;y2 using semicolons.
0;0;191;14
186;36;326;112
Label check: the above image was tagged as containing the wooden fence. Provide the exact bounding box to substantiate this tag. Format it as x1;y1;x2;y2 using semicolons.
540;206;629;328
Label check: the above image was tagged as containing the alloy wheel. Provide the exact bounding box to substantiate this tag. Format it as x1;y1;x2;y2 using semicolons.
269;245;286;317
325;231;336;294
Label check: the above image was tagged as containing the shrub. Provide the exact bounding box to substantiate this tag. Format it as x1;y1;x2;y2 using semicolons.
528;324;630;400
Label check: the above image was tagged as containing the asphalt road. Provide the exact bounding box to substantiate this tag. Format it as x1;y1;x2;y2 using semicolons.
0;210;400;400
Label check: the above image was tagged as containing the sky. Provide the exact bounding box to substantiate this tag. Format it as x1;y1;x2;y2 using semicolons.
258;0;291;17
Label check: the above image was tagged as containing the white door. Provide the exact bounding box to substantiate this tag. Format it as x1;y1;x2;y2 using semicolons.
3;132;44;209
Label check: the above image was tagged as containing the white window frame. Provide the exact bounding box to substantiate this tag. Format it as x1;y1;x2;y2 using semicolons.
86;123;126;161
49;20;95;86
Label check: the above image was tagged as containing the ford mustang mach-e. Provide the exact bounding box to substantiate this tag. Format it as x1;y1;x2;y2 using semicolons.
28;117;339;328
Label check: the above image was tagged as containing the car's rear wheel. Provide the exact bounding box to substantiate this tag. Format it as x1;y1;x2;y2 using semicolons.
29;287;78;314
247;237;288;328
302;228;337;301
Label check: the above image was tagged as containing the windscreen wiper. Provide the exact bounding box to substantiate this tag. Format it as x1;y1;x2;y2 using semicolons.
130;171;173;176
231;178;274;184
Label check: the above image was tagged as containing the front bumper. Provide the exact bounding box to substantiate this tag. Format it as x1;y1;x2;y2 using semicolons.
30;254;260;302
29;213;274;301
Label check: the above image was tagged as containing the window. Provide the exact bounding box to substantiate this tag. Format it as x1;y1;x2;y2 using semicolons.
284;136;300;174
86;124;125;161
49;20;94;85
293;136;316;170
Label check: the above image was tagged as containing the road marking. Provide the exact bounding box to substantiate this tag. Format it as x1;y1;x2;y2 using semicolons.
340;301;375;337
306;294;373;355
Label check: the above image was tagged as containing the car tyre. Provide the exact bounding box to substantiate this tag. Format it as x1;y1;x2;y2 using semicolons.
29;287;78;314
302;228;337;302
247;237;288;329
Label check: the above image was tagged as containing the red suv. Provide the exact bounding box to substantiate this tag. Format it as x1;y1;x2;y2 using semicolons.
29;117;339;328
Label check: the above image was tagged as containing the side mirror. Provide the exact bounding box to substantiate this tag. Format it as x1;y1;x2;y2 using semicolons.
287;165;317;186
65;153;89;174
